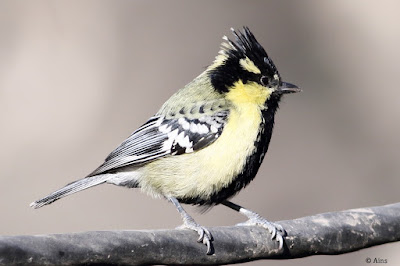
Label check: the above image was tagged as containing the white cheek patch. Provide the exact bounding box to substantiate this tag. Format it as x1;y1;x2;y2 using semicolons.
239;57;261;74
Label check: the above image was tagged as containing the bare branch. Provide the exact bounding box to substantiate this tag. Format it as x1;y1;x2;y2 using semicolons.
0;202;399;265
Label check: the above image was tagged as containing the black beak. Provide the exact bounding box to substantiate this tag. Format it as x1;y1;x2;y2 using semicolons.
277;82;301;94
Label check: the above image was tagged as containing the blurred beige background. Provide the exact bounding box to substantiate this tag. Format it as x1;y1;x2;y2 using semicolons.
1;1;399;265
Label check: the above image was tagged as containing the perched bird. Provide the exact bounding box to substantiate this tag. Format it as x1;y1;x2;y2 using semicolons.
31;27;300;254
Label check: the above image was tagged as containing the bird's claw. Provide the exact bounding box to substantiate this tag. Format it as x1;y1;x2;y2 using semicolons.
197;226;213;254
237;216;286;249
178;221;213;254
196;226;213;242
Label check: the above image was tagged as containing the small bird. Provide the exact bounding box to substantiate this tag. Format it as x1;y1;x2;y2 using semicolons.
31;27;300;254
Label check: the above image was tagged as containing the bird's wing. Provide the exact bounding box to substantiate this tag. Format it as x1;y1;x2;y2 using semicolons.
88;108;229;176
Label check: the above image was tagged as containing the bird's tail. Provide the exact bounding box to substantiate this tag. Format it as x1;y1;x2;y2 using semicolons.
30;174;111;209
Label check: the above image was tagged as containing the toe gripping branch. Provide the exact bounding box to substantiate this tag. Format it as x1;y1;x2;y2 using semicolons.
169;197;286;255
222;200;286;249
169;197;214;254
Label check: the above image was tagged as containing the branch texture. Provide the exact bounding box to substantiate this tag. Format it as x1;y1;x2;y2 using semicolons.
0;203;399;265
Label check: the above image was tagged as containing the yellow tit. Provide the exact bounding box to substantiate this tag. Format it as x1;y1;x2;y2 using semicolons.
31;27;300;254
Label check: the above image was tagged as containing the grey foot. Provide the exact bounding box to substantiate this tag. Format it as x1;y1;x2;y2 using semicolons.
178;220;213;255
169;197;213;255
237;210;286;249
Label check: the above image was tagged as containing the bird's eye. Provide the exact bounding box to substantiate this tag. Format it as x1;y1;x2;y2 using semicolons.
260;76;269;86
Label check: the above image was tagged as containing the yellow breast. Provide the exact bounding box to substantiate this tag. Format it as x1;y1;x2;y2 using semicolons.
140;81;272;200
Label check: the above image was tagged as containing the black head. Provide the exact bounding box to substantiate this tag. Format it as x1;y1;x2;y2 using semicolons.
208;27;299;96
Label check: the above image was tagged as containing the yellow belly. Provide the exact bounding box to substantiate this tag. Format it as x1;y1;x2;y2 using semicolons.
140;102;263;200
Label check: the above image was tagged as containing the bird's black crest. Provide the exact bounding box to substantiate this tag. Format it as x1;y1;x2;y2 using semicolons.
208;27;280;93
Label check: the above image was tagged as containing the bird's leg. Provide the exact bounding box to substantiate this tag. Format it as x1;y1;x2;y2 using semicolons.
222;200;286;249
168;197;213;254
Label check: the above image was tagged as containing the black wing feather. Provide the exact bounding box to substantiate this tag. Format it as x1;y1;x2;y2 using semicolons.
88;111;229;176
